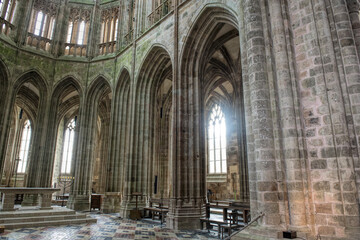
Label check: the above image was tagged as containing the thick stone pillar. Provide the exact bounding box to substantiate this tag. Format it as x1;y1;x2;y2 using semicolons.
0;86;13;185
51;0;68;56
167;0;205;230
118;81;147;218
12;0;34;46
68;79;111;211
268;0;308;230
347;0;360;59
243;0;281;226
87;1;99;58
103;75;130;213
9;0;30;43
288;0;360;237
24;93;51;189
67;98;91;211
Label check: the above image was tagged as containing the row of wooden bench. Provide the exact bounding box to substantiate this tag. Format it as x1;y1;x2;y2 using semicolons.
143;198;169;221
200;201;250;238
142;198;250;238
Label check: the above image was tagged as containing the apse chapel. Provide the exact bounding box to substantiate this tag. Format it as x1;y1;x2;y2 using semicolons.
0;0;360;239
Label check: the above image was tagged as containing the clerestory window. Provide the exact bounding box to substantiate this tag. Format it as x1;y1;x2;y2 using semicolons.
28;8;56;40
0;0;16;23
34;11;44;36
61;118;76;174
77;21;85;45
17;120;32;173
207;104;227;174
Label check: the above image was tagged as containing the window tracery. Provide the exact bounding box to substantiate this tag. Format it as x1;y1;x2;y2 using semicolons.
64;7;91;57
0;0;17;35
99;6;119;55
17;120;32;173
61;118;76;174
27;0;57;51
207;104;227;174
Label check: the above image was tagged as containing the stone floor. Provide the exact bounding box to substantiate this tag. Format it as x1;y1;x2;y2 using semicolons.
0;212;218;240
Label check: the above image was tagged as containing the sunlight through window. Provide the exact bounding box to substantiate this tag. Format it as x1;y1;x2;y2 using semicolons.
34;11;43;36
77;21;85;45
208;104;227;174
61;118;76;174
18;120;32;173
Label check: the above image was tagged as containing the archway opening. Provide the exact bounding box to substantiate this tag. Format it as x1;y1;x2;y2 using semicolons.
50;80;81;200
2;79;43;189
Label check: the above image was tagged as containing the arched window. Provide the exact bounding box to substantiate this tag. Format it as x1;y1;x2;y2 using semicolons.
114;18;118;41
61;118;76;174
1;0;16;23
77;21;85;45
207;104;227;174
34;11;44;36
17;120;32;173
66;22;73;43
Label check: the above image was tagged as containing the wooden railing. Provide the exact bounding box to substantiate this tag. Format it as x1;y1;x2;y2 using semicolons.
0;17;14;36
64;43;87;57
148;0;174;26
98;41;116;55
27;32;52;52
123;29;133;46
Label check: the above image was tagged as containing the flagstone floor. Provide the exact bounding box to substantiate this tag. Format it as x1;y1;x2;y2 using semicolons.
0;213;218;240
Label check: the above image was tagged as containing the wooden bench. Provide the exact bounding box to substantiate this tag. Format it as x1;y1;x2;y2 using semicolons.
200;217;224;236
202;202;250;238
143;198;169;221
207;202;250;223
220;222;242;239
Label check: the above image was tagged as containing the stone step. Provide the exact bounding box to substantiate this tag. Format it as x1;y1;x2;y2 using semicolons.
0;207;76;218
0;213;87;224
1;217;97;229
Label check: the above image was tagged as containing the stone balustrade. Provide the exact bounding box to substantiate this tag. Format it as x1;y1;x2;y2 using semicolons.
98;41;116;55
26;32;52;52
64;43;87;57
0;188;60;211
0;17;14;36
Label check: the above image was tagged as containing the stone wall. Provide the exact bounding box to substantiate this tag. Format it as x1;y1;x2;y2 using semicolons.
0;0;359;238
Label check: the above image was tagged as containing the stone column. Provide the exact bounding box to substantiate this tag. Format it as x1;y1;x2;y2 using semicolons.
166;0;205;230
87;1;99;58
347;0;360;59
9;0;30;44
0;76;12;181
67;99;91;211
51;0;67;56
68;80;111;211
22;93;51;206
243;0;281;226
103;75;130;213
268;0;308;230
12;0;34;46
288;0;360;237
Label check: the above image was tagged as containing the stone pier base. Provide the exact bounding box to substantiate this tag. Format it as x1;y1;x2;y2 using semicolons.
102;192;122;213
67;194;90;211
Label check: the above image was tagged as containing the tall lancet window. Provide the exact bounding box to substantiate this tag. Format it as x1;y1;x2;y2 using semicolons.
77;21;85;45
18;120;32;173
208;104;227;174
34;11;44;36
61;118;76;174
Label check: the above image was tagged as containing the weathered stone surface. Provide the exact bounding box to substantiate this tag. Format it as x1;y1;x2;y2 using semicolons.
0;0;359;239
